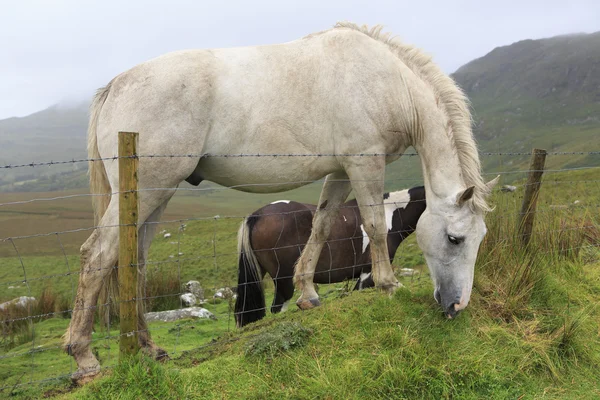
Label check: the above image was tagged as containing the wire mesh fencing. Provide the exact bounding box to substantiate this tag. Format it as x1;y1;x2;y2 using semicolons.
0;149;599;392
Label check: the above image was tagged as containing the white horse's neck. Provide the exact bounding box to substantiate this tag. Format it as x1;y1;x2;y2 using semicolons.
413;112;466;204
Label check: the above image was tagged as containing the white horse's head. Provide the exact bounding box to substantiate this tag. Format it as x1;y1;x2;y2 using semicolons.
416;176;499;319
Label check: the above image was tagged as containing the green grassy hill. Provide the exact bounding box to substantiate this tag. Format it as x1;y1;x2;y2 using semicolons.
452;31;600;171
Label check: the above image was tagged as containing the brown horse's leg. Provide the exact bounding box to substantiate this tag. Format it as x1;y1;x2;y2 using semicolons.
295;172;352;309
271;275;295;313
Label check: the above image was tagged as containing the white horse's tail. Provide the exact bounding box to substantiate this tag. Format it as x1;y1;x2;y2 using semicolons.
88;83;112;224
88;83;118;324
234;217;266;328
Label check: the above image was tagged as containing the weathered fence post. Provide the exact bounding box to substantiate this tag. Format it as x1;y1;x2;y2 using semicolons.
118;131;139;358
518;148;547;246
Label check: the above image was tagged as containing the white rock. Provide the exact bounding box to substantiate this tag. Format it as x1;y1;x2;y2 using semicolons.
145;307;216;322
185;281;204;300
164;233;171;238
0;296;36;311
398;268;419;277
213;287;235;300
180;293;197;307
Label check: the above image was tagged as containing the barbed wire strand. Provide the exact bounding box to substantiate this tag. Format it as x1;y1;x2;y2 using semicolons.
0;203;598;287
55;232;75;378
9;238;37;385
2;150;600;171
1;153;600;389
3;172;600;211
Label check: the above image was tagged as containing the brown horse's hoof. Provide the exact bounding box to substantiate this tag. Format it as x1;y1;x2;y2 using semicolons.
296;297;321;310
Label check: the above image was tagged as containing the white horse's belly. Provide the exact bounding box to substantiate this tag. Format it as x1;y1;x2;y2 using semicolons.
198;156;338;193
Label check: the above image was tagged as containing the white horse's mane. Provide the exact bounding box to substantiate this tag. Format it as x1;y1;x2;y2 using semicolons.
331;22;491;213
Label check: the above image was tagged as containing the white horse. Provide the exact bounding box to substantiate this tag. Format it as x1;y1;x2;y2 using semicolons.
65;22;498;379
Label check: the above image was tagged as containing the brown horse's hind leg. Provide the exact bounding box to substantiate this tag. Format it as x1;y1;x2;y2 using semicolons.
63;202;119;382
295;172;352;309
271;276;294;314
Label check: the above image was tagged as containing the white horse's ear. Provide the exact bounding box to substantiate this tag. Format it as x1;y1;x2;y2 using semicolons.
456;186;475;206
486;175;500;191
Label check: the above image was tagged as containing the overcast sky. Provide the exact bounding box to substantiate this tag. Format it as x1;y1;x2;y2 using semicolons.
1;0;599;119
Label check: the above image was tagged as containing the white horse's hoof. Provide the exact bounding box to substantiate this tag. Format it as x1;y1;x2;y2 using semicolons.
380;281;401;296
296;297;321;310
71;364;101;385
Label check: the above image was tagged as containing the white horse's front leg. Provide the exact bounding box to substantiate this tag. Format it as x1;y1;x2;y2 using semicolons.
295;172;352;310
346;158;400;295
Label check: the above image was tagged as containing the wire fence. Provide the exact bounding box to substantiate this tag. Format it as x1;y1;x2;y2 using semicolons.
1;149;599;393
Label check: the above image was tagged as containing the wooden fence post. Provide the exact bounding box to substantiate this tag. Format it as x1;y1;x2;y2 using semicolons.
518;148;547;246
118;131;139;358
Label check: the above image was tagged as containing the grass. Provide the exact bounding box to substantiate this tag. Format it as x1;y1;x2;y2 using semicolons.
244;321;313;359
62;279;600;399
0;166;598;398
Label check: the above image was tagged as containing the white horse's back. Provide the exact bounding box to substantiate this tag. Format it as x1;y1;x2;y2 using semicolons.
95;28;420;192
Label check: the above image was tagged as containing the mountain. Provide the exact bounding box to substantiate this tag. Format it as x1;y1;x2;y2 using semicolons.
0;103;89;190
2;31;599;192
451;31;600;170
0;102;89;164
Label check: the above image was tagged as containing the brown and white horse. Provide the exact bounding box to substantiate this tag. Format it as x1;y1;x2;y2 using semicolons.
234;186;426;327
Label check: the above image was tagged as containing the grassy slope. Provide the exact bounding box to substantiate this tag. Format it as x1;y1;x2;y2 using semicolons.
1;168;598;399
65;263;600;399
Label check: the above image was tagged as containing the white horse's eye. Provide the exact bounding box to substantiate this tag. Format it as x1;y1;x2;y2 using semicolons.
448;235;461;245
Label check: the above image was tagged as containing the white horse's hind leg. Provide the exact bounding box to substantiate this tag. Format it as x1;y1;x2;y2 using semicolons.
64;187;178;381
64;201;120;380
346;158;400;294
136;198;171;359
295;172;352;309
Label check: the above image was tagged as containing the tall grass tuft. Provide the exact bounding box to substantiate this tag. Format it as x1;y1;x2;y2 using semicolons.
473;189;600;377
76;353;187;400
0;284;72;350
1;303;34;351
144;268;183;312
